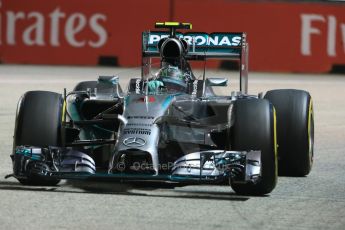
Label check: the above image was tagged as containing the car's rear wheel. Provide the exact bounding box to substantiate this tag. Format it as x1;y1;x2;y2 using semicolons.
73;80;123;94
14;91;64;186
74;81;98;91
230;99;278;195
264;89;314;176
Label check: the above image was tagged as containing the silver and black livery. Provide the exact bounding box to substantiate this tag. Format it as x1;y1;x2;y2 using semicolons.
7;22;314;195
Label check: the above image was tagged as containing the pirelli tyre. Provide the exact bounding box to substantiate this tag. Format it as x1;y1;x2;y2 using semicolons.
13;91;64;186
230;99;278;195
264;89;314;176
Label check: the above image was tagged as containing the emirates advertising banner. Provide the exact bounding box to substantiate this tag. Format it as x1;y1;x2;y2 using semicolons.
0;0;344;73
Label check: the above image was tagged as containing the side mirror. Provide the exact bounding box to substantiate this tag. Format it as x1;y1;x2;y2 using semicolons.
206;78;228;87
98;76;119;85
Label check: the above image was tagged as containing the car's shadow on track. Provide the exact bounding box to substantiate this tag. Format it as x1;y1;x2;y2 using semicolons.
0;179;256;201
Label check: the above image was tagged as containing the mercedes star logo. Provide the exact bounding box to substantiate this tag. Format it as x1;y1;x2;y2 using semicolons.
123;137;146;147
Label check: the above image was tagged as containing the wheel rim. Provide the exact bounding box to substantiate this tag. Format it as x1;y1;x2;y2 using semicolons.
308;103;314;166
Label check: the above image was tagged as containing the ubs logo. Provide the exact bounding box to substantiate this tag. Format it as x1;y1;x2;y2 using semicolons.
135;79;141;94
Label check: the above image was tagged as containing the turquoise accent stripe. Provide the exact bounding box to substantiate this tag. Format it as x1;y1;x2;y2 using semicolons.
162;93;181;109
15;148;42;161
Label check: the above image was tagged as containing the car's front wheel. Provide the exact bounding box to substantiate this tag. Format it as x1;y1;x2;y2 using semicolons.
230;99;278;195
13;91;63;186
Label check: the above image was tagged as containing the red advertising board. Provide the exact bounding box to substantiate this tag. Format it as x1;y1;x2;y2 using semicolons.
0;0;171;65
0;0;344;72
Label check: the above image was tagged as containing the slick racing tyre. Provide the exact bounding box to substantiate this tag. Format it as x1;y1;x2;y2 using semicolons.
14;91;64;186
265;89;314;176
230;99;278;195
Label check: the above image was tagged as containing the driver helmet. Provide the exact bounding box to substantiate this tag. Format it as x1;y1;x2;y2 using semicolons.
157;65;184;81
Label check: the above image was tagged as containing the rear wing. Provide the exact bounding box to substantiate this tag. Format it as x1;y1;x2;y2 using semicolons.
142;31;249;93
143;31;244;59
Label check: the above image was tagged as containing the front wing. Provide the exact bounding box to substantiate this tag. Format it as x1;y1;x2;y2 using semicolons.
8;146;261;185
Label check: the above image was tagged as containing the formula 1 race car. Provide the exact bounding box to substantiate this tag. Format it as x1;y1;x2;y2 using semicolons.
7;22;314;195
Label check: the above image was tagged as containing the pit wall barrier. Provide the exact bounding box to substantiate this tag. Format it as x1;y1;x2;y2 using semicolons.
0;0;344;73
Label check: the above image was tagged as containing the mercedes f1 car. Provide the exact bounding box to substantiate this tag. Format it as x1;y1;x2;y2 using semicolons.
7;22;314;195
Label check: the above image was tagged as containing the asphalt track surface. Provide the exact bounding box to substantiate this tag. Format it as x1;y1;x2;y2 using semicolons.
0;65;344;230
